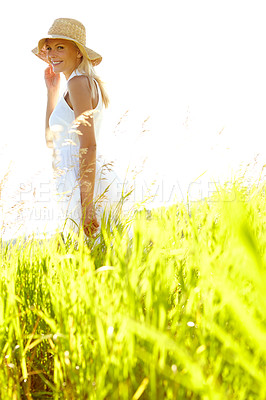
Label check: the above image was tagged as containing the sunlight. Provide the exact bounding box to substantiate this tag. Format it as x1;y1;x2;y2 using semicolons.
1;0;266;237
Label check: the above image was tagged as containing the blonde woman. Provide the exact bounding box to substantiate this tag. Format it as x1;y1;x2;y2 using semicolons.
32;18;118;237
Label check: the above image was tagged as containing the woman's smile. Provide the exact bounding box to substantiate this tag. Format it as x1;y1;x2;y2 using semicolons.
51;60;63;67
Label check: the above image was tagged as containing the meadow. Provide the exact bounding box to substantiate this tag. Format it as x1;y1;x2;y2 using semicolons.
0;179;266;399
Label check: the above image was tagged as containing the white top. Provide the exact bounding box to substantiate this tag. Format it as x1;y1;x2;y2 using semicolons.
49;69;105;232
50;69;103;149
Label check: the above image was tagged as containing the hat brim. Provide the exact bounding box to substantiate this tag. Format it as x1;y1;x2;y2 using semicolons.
31;35;102;66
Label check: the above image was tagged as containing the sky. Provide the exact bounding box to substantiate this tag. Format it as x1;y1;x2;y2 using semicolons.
1;0;266;236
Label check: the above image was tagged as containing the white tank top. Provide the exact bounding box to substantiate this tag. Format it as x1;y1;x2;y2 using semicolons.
49;69;104;186
49;69;104;149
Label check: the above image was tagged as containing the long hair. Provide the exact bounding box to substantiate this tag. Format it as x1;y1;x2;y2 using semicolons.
76;51;109;108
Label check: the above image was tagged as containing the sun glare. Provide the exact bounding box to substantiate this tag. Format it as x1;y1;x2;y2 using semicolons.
1;0;266;238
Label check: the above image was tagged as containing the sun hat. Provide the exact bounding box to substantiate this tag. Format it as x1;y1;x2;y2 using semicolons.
32;18;102;66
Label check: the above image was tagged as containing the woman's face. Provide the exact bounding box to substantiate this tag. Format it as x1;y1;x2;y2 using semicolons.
45;39;82;77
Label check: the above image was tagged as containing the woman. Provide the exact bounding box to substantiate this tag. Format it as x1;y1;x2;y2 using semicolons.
32;18;117;237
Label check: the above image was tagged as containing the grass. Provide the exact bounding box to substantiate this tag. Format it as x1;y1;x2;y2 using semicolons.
0;179;266;399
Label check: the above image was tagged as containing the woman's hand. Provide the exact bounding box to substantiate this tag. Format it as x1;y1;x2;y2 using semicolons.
82;205;99;237
44;65;60;92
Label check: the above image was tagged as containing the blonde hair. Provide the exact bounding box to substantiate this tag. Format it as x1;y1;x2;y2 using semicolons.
76;51;109;108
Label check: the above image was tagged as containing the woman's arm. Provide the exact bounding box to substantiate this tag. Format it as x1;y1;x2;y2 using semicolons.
68;75;99;235
44;66;60;148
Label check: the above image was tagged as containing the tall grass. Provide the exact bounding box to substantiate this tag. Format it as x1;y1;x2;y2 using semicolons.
0;180;266;399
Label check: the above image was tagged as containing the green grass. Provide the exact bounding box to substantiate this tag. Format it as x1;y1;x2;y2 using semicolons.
1;180;266;399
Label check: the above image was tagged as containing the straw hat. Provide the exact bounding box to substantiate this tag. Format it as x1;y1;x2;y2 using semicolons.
32;18;102;66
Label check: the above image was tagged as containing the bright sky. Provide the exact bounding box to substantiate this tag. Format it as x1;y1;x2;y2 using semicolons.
1;0;266;226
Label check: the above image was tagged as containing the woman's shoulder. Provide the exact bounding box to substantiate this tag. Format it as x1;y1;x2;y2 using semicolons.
68;72;88;85
67;74;91;96
69;71;100;108
67;73;99;111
